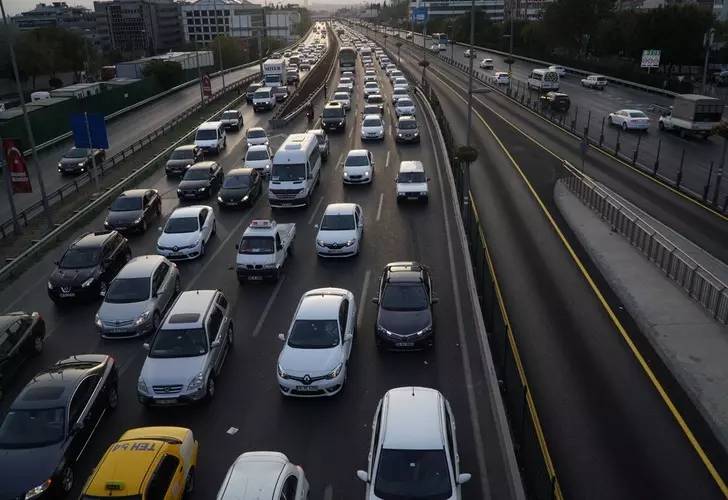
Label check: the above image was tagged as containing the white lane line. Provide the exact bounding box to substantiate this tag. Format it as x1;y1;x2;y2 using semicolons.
422;114;491;500
307;196;325;225
335;151;344;170
323;485;334;500
348;123;354;139
252;275;286;337
357;270;371;329
385;150;390;169
376;193;384;221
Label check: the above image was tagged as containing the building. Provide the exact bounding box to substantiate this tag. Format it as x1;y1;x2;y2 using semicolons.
115;51;214;78
94;0;184;57
409;0;505;20
511;0;553;20
181;0;302;44
13;2;96;31
616;0;715;9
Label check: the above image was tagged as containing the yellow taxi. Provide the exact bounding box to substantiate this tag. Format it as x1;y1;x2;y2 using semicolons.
80;426;198;499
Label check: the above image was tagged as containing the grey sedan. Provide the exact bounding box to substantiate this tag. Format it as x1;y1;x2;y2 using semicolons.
95;255;180;339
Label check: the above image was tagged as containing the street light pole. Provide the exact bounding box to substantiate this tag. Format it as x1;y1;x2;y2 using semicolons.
0;0;52;227
702;28;715;94
464;0;475;216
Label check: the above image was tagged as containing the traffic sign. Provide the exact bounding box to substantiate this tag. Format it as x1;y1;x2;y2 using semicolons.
201;74;212;98
412;7;428;23
640;49;660;69
70;112;109;149
3;139;31;193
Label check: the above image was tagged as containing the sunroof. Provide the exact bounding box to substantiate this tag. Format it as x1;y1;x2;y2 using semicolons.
169;313;200;324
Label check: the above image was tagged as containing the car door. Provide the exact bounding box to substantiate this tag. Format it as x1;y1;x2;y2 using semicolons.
338;299;352;359
67;374;102;462
206;304;225;374
151;262;171;313
275;232;285;268
100;241;116;285
198;209;210;243
355;205;364;240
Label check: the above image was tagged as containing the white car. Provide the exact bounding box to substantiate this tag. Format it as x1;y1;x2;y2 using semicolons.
361;114;385;141
338;77;354;92
549;65;566;77
392;86;409;103
217;452;310;499
364;81;381;97
494;71;510;85
342;71;354;79
365;69;376;78
609;109;650;131
243;145;272;176
364;74;378;84
342;149;375;185
396;160;429;202
315;204;364;257
389;70;404;83
157;205;215;261
392;77;409;89
385;64;397;76
246;127;269;148
395;97;416;117
479;58;494;70
332;91;351;111
356;387;472;499
277;288;357;396
464;48;476;58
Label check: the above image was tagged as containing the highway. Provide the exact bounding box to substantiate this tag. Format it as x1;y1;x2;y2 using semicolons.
0;32;317;228
0;28;517;500
375;27;728;209
354;23;728;500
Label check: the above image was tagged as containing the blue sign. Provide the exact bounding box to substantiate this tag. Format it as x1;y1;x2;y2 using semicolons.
71;112;109;149
412;7;428;23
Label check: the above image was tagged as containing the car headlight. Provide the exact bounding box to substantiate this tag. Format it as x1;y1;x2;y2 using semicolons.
420;191;428;196
187;372;204;391
133;217;143;224
265;163;271;171
94;313;102;328
137;378;149;394
413;131;419;136
338;121;344;125
364;170;370;177
317;239;326;246
47;281;54;290
57;162;62;168
198;186;207;192
193;239;201;247
345;239;357;247
135;310;151;326
377;325;392;336
81;276;96;288
25;479;52;499
262;263;277;269
415;325;432;336
326;363;343;380
343;171;349;178
278;364;290;379
77;161;86;167
217;196;223;202
177;189;182;194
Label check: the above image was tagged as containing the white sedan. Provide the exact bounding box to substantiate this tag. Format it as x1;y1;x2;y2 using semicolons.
156;205;215;260
361;114;385;141
363;82;381;97
243;145;272;176
494;72;510;85
395;97;416;117
277;288;357;396
609;109;650;131
549;65;566;77
479;58;494;70
315;203;364;257
332;91;351;111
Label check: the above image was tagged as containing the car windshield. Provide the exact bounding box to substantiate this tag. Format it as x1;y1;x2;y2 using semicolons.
110;196;142;211
183;169;211;181
321;214;355;230
254;90;271;98
364;106;380;115
345;155;369;167
223;174;250;188
323;108;343;117
271;163;306;182
149;328;207;358
368;96;383;104
105;277;150;303
222;111;238;119
629;112;647;118
287;319;340;348
334;93;349;100
363;119;382;127
246;149;269;161
382;283;429;311
65;148;89;158
398;172;426;183
196;129;217;140
248;130;266;138
374;449;452;499
239;236;274;254
170;149;194;160
398;99;413;107
398;120;417;130
0;408;65;448
164;217;198;234
60;247;100;269
366;83;378;88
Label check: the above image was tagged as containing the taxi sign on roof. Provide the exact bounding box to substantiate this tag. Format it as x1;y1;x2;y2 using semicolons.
105;481;125;491
250;219;274;228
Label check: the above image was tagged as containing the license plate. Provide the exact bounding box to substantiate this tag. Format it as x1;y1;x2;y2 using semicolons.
59;292;75;298
110;328;127;334
169;253;183;258
156;399;177;405
396;342;414;347
407;196;418;200
296;385;319;392
248;276;263;281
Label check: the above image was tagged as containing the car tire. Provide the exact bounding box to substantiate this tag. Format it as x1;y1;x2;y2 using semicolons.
60;465;74;494
32;335;44;355
107;383;119;410
212;220;217;235
658;121;665;131
206;376;216;401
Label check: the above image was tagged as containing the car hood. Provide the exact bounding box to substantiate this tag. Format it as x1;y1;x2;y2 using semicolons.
344;165;371;175
219;186;253;200
59;156;87;165
178;179;211;190
378;307;432;336
362;125;383;134
49;266;97;286
247;138;268;146
278;345;343;376
97;299;152;323
166;158;194;168
141;354;208;386
106;209;143;225
317;228;357;244
397;181;428;193
0;444;64;499
158;231;201;249
244;159;271;170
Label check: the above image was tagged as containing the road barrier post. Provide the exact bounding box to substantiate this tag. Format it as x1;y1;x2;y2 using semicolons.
653;138;662;175
615;127;621;156
585;110;591;139
599;116;605;146
676;149;685;189
571;105;578;132
713;166;723;206
632;133;641;165
703;161;714;201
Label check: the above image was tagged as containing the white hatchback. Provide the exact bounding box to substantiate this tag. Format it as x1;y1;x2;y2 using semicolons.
361;114;385;141
395;97;416;117
277;288;357;396
342;149;375;185
315;203;364;257
364;81;381;97
243;145;272;176
246;127;269;148
156;205;215;261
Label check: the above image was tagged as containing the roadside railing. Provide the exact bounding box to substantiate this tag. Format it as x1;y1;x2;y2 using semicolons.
562;169;728;325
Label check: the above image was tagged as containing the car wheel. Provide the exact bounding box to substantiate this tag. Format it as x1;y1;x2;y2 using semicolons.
206;376;216;401
184;467;195;497
60;465;74;494
200;241;206;258
32;335;44;354
621;122;627;131
107;383;119;410
212;221;217;235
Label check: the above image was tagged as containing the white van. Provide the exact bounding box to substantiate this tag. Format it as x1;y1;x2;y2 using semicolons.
528;68;560;91
194;121;226;154
252;87;277;112
268;133;321;208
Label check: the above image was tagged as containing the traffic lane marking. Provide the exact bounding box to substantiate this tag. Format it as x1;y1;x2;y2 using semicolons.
307;195;325;226
252;275;286;337
357;269;371;330
376;193;384;221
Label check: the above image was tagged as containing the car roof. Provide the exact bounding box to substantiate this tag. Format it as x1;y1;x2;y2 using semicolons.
227;167;254;176
247;127;266;134
363;114;382;121
347;149;368;158
169;205;209;218
620;109;645;114
381;387;445;450
222;452;289;499
247;144;269;152
189;161;216;170
325;101;342;108
398;160;424;173
174;144;197;151
163;290;217;328
385;261;425;283
117;255;165;279
117;190;148;200
73;230;115;249
323;202;358;216
396;97;413;104
398;115;417;123
297;288;348;320
198;121;222;129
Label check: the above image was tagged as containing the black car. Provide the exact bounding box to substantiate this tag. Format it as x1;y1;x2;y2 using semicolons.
57;147;105;175
176;161;223;200
0;311;45;400
104;189;161;233
321;102;346;132
0;354;118;499
540;91;571;113
273;85;289;102
372;262;438;350
245;82;263;103
165;145;202;176
217;168;263;208
47;231;131;303
220;109;243;131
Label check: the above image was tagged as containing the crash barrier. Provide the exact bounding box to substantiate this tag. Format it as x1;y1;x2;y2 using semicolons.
270;25;339;128
0;91;250;284
0;74;259;240
562;169;728;325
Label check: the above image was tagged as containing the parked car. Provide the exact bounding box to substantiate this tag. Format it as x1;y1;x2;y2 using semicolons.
47;231;131;303
176;161;223;201
220;109;243;130
217;452;309;499
539;91;571;113
95;255;180;339
217;168;264;208
0;354;118;499
156;205;215;261
57;147;105;175
0;311;45;400
104;189;161;233
609;109;650;131
315;203;364;257
165;145;202;176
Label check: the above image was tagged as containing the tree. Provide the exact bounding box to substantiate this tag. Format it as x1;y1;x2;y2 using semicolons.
142;60;184;89
542;0;616;55
212;36;245;69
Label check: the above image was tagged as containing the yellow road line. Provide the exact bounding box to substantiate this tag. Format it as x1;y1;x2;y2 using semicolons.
427;67;728;496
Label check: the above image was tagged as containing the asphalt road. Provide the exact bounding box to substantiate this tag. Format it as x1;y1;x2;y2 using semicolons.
377;27;728;207
355;23;728;500
0;34;516;500
0;32;319;227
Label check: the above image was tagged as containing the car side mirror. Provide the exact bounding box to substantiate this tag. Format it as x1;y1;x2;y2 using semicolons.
211;339;221;348
356;470;369;482
371;297;379;304
142;342;150;351
457;473;472;485
277;333;285;341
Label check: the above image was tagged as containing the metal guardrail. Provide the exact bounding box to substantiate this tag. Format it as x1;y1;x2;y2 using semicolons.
562;170;728;324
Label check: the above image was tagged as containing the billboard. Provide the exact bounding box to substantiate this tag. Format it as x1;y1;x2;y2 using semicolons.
3;139;32;193
641;49;660;69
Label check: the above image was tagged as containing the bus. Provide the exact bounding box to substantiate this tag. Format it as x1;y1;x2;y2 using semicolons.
431;32;448;51
339;47;357;72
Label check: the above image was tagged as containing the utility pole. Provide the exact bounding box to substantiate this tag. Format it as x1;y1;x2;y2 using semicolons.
508;4;514;78
702;28;715;94
214;0;225;89
195;44;203;102
464;0;475;216
0;0;52;228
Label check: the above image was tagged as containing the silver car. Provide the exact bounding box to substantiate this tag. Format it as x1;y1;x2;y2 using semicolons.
137;289;233;406
95;255;180;339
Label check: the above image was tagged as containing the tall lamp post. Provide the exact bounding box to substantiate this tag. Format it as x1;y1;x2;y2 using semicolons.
702;28;715;94
463;0;475;217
